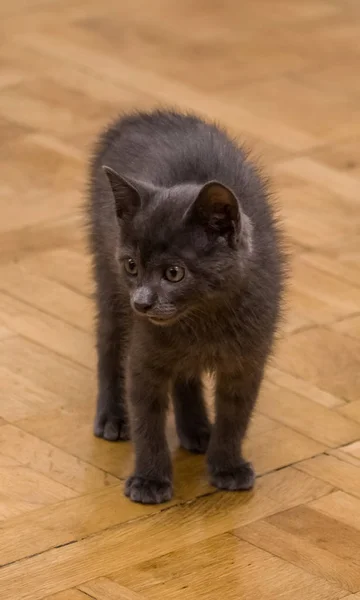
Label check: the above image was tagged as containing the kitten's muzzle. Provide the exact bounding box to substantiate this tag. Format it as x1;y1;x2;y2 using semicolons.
131;287;155;315
131;288;179;324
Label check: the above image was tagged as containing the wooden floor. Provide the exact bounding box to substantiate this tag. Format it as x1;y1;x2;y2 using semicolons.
1;1;360;598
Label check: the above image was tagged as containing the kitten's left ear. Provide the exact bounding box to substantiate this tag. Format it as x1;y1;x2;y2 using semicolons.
188;181;242;246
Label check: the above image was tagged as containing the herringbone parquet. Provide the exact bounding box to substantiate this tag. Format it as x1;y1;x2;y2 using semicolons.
1;1;360;599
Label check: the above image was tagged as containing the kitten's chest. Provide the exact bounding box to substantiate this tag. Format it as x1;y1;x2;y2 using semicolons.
166;325;243;375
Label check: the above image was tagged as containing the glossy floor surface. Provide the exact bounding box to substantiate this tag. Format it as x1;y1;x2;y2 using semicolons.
1;1;360;599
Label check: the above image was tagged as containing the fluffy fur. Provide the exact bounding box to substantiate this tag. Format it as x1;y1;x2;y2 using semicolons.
87;110;286;504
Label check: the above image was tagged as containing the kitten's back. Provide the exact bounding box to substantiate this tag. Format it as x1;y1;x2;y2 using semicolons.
92;111;244;186
91;111;274;226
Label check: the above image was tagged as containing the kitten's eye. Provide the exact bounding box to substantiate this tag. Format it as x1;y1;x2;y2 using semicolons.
124;258;138;276
165;266;185;283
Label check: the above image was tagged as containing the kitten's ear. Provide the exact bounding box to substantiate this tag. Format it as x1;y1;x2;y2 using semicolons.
188;181;241;243
102;166;141;220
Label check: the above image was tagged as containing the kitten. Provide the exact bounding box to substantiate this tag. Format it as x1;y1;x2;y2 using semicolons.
87;110;286;504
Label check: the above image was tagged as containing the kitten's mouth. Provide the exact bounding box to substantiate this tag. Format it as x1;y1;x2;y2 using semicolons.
147;309;190;326
132;307;187;326
148;314;179;326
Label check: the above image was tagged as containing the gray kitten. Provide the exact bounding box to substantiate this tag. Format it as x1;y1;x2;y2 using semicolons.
87;110;286;504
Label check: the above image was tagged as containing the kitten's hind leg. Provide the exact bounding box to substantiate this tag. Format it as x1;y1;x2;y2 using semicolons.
173;376;211;454
94;298;130;442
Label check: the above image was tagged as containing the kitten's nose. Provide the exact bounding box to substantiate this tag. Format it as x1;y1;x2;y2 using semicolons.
133;299;152;313
132;288;154;314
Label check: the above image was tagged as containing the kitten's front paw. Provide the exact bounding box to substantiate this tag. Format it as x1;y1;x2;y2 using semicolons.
94;412;130;442
179;426;211;454
125;476;173;504
210;461;255;491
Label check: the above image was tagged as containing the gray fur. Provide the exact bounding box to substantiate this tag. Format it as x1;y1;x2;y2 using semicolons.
87;110;286;504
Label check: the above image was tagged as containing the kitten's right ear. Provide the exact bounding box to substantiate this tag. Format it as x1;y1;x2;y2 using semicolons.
102;166;141;220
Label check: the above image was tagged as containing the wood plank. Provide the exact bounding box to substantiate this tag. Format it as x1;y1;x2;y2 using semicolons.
236;519;360;593
0;424;118;493
0;452;76;521
333;316;360;341
266;504;360;561
258;382;360;447
0;365;65;422
266;366;344;409
310;491;360;531
0;262;93;331
0;292;94;369
275;157;360;203
287;255;360;327
274;328;360;403
44;591;91;600
339;441;360;461
110;533;347;600
338;401;360;425
0;468;332;598
0;214;85;264
0;336;95;408
21;248;92;297
0;325;14;340
245;422;326;473
0;483;176;566
295;454;360;499
300;251;360;290
80;578;147;600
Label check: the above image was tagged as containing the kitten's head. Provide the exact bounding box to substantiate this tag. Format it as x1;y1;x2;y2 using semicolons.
104;166;252;326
